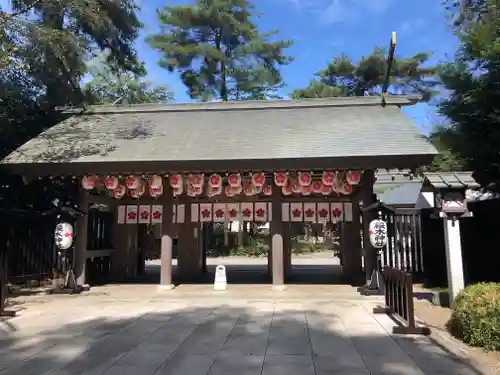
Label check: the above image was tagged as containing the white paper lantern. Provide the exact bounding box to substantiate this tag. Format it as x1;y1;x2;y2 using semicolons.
262;185;272;196
81;175;98;190
129;181;145;198
125;174;140;189
251;173;266;187
189;174;204;188
54;222;73;250
149;174;163;189
282;183;292;196
113;185;126;199
274;172;287;187
298;172;312;187
103;176;118;190
149;184;163;197
208;174;222;188
322;171;335;186
346;170;362;185
227;173;241;187
369;219;388;248
169;174;182;189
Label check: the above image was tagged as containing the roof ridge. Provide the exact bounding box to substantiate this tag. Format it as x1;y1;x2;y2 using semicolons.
68;96;415;115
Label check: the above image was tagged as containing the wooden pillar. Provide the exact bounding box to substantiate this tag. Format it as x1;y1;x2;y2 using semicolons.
283;224;292;280
178;202;202;280
159;181;174;290
360;170;377;283
271;184;285;290
74;187;89;286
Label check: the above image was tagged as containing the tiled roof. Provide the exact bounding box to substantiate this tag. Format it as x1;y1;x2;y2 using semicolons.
1;97;437;170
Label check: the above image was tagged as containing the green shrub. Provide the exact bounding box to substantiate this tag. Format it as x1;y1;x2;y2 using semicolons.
446;283;500;350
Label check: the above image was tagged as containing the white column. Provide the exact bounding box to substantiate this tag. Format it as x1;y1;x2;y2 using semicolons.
443;218;465;302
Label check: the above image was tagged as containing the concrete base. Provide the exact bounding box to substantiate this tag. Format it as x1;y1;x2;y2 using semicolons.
272;285;286;292
157;284;175;291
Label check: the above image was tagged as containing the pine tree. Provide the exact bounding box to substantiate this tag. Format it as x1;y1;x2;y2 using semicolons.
147;0;293;101
292;48;438;99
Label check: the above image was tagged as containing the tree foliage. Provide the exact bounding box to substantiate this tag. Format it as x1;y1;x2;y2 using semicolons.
292;48;438;99
434;0;500;191
147;0;293;101
83;56;173;105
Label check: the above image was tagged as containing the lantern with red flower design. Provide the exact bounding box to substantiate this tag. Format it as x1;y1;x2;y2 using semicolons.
312;181;323;194
169;174;182;189
208;173;222;188
274;172;287;187
81;175;98;190
243;182;255;196
301;185;312;196
322;171;335;186
104;176;118;190
346;170;362;185
149;174;163;189
262;185;272;196
130;181;145;198
225;186;235;197
188;174;204;188
113;185;126;199
298;172;312;186
321;184;332;196
251;172;266;187
231;185;242;195
149;184;163;197
339;183;353;195
282;183;293;196
125;174;140;189
227;173;241;187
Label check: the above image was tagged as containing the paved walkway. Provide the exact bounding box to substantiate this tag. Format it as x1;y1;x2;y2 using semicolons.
0;286;483;375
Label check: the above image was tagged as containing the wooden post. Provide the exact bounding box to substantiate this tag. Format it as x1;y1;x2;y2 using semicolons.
159;181;174;290
271;184;285;290
74;186;89;286
361;170;377;283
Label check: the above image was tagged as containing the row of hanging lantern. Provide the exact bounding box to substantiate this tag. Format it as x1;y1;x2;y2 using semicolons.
80;170;363;199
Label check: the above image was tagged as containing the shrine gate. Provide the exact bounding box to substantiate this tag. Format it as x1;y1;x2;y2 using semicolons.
0;97;437;290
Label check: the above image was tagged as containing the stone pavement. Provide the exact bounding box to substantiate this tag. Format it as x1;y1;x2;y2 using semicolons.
0;286;484;375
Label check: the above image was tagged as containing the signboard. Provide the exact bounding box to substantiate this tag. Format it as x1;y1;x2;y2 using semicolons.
368;219;387;249
54;222;73;250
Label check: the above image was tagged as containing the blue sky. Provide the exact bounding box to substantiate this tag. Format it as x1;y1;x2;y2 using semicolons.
136;0;459;134
2;0;459;134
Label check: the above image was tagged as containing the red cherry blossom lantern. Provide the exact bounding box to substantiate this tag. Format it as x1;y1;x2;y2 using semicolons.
169;174;182;189
149;186;163;197
173;185;183;196
188;186;202;196
262;185;272;196
149;174;163;189
251;172;266;187
225;186;235;197
322;171;335;186
282;183;292;196
81;175;98;190
190;174;204;188
301;185;312;196
274;172;287;187
209;173;222;188
113;185;126;199
340;183;353;195
130;181;145;198
312;181;323;193
346;170;362;185
321;184;332;196
243;182;255;196
227;173;241;187
104;176;118;190
125;174;140;189
298;172;312;187
231;185;242;195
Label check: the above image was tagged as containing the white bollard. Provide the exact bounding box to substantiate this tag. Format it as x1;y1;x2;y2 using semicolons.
214;265;227;291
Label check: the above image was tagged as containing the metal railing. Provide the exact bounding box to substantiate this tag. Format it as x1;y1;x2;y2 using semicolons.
373;266;431;335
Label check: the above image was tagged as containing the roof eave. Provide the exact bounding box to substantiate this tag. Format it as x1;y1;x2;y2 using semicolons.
2;153;438;178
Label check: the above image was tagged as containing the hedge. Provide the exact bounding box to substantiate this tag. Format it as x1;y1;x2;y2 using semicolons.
446;282;500;350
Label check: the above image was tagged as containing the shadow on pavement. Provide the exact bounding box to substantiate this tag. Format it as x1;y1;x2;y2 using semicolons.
0;299;487;375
